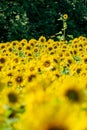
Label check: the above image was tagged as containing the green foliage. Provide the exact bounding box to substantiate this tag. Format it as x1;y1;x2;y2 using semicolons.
66;0;87;38
0;1;29;42
0;0;87;42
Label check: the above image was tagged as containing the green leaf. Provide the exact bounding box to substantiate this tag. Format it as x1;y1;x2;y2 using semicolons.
73;55;81;61
18;51;25;57
61;67;70;75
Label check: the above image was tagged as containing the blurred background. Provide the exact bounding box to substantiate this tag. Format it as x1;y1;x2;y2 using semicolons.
0;0;87;42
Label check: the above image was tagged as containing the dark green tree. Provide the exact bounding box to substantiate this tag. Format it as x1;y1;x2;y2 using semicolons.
0;0;87;42
0;1;29;42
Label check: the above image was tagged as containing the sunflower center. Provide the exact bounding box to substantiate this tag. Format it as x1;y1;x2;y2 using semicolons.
8;92;18;103
15;76;23;83
26;46;30;50
40;38;45;42
65;89;80;102
84;58;87;63
44;61;50;67
0;58;5;63
76;68;81;74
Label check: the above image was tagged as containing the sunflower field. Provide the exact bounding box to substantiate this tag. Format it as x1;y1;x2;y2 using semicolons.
0;0;87;130
0;35;87;130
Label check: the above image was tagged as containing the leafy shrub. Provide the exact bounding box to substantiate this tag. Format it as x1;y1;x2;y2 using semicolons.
0;0;87;42
0;1;29;42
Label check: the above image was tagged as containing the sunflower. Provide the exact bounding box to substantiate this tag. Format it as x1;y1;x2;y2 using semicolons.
64;56;75;67
70;63;84;76
57;49;64;58
13;72;26;87
20;39;27;44
72;38;79;45
82;55;87;64
0;55;7;64
29;38;37;46
84;45;87;53
79;65;87;76
24;50;33;59
11;40;19;47
38;36;46;43
5;69;15;77
47;39;54;45
39;118;69;130
4;42;10;47
15;89;75;130
49;51;55;55
8;91;18;104
33;46;39;54
78;36;87;42
25;61;38;73
1;87;23;108
78;47;84;55
1;48;7;54
63;14;68;20
47;44;54;52
19;39;27;47
52;55;59;64
17;46;23;51
57;76;86;107
0;44;6;50
25;72;37;84
52;69;62;80
12;56;21;64
24;44;31;51
15;75;23;84
4;76;16;88
43;60;51;68
40;55;55;71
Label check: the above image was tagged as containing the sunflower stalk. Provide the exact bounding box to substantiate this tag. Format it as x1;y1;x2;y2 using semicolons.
62;19;67;41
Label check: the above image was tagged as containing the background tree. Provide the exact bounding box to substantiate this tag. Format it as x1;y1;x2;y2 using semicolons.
0;0;87;42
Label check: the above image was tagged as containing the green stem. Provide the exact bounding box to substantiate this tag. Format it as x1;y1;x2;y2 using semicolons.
63;20;66;41
64;28;65;41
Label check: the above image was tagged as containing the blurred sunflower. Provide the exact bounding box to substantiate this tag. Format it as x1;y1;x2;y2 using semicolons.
0;55;7;64
1;87;22;108
14;88;75;130
57;76;86;108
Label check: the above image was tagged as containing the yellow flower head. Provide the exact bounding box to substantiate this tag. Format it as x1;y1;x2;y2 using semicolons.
63;14;68;20
57;76;86;107
29;38;37;47
1;86;22;108
38;36;46;43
